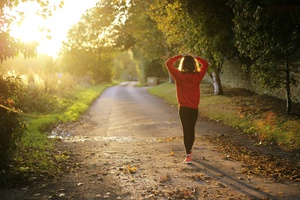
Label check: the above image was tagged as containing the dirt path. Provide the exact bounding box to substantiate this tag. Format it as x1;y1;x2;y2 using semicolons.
6;82;300;199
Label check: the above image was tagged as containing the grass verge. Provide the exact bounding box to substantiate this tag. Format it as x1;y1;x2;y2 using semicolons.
148;82;300;152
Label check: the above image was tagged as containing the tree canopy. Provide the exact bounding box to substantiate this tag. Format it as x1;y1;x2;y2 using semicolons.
0;0;64;62
231;0;300;113
146;0;237;94
60;1;126;83
114;0;168;82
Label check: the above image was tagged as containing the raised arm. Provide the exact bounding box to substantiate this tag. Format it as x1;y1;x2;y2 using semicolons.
165;55;182;70
165;54;183;79
195;56;209;74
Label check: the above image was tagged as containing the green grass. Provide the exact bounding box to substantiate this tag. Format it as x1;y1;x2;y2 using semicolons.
148;81;178;105
148;82;300;151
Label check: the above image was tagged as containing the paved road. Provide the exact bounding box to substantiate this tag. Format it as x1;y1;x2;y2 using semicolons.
88;82;182;138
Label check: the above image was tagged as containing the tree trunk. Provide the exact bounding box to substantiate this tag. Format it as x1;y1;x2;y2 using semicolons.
211;71;223;95
285;56;292;114
169;74;174;84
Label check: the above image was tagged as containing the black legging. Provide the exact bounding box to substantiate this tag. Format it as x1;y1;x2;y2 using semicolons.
179;106;198;155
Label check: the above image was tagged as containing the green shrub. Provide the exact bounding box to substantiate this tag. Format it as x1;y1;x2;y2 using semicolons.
19;91;63;113
0;108;26;166
0;75;27;173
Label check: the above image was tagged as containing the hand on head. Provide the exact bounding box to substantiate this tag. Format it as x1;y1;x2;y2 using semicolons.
181;53;189;57
181;53;197;58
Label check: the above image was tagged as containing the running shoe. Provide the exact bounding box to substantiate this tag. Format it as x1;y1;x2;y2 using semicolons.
183;152;192;164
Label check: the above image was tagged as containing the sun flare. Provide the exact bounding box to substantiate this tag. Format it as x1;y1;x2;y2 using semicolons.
9;0;99;58
12;16;42;42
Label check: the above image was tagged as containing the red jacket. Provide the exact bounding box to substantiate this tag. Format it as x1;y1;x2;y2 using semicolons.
165;55;208;109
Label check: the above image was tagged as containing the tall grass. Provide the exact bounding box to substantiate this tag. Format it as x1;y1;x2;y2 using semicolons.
148;82;300;151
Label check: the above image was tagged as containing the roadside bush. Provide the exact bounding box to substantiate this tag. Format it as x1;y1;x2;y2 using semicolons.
0;75;27;175
19;91;63;113
16;72;83;114
0;107;26;168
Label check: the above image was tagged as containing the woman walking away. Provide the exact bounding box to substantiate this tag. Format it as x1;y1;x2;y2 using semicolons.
165;53;209;164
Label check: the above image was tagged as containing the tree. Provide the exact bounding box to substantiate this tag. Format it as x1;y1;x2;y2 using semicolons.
149;0;237;95
148;0;188;52
61;1;123;83
231;0;300;114
115;0;168;82
185;0;237;95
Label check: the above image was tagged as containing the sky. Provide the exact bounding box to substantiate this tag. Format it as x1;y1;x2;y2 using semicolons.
10;0;99;58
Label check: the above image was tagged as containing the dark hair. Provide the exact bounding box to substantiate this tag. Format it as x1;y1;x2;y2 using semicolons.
179;55;199;73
